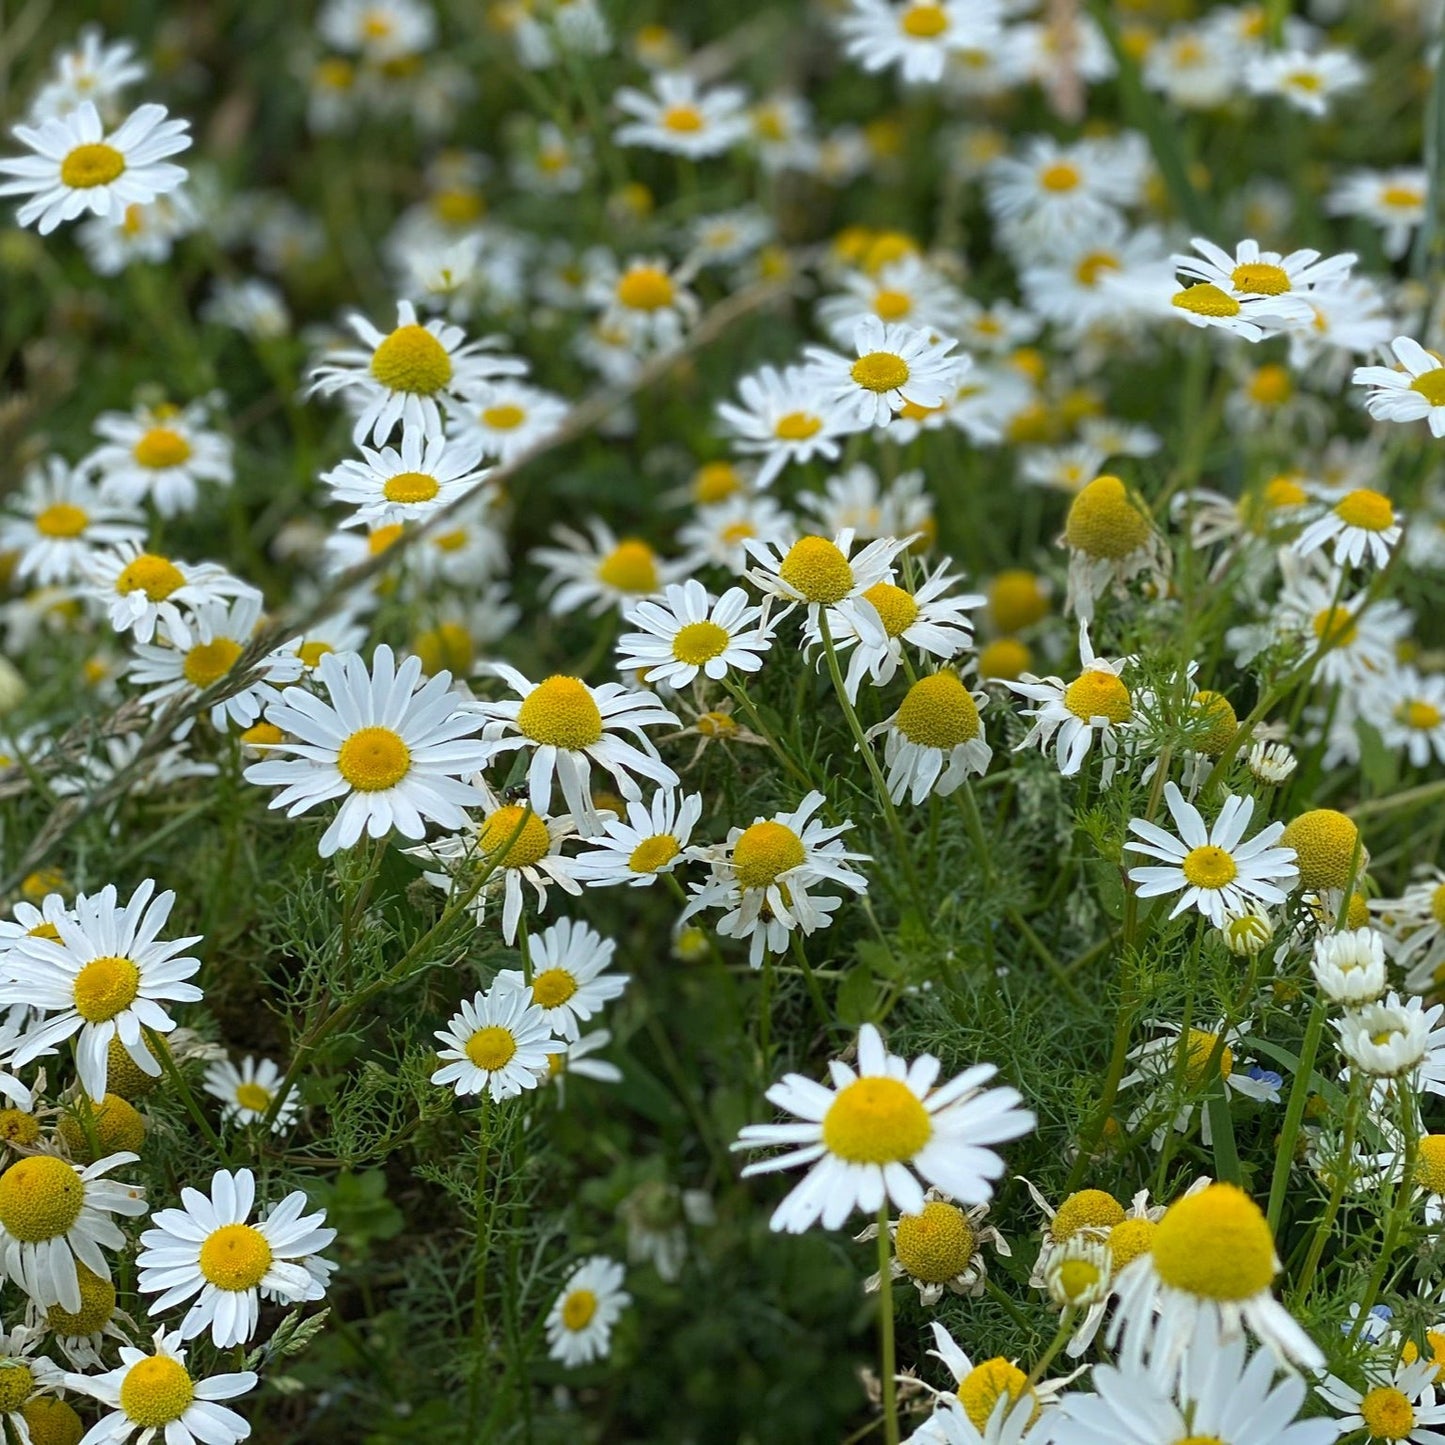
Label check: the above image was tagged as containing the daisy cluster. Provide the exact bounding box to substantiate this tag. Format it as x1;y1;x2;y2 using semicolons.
1;0;1445;1442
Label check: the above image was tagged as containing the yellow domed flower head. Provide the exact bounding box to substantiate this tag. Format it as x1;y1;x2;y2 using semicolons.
978;637;1032;681
871;671;993;805
1281;808;1366;892
1060;475;1169;621
988;570;1050;633
857;1190;1007;1305
58;1093;146;1162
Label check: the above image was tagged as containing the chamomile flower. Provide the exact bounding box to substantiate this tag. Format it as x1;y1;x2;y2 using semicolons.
1271;563;1412;688
816;257;965;346
1354;337;1445;437
1109;1181;1321;1369
308;299;526;446
1059;473;1169;623
85;401;234;518
1335;993;1445;1081
1175;237;1356;309
449;381;568;463
1125;783;1299;928
431;981;558;1101
869;671;992;804
798;465;935;547
319;0;437;60
28;27;145;125
1316;1358;1445;1443
82;543;250;644
617;582;775;689
469;664;677;835
494;917;628;1043
1312;927;1389;1005
855;1189;1008;1305
62;1326;257;1445
1372;867;1445;991
531;519;681;617
136;1168;334;1347
716;364;856;488
77;189;199;275
1293;487;1402;569
570;785;703;890
804;316;964;429
681;791;869;968
321;425;489;529
588;256;699;354
985;135;1146;254
1373;669;1445;769
243;644;487;857
1328;169;1428;260
612;72;750;159
0;101;190;235
677;493;794;573
202;1056;300;1133
0;1151;145;1311
0;458;144;587
733;1023;1035;1232
546;1256;630;1367
1246;47;1365;117
836;0;1003;86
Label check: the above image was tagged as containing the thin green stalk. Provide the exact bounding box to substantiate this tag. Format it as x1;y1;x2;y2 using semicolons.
143;1025;230;1164
1266;994;1325;1234
1292;1072;1364;1306
1026;1311;1077;1389
876;1203;899;1445
467;1094;494;1433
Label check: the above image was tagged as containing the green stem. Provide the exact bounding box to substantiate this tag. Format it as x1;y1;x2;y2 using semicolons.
1292;1072;1363;1306
1026;1311;1077;1389
143;1025;230;1164
1266;994;1325;1234
467;1094;494;1432
876;1203;899;1445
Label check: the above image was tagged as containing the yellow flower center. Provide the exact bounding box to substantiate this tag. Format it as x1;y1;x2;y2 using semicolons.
629;834;679;873
119;1356;194;1429
21;1397;81;1445
957;1359;1037;1433
1105;1217;1155;1273
1382;183;1424;209
1038;162;1080;192
1064;475;1152;559
1361;1386;1416;1441
199;1223;273;1291
1334;488;1395;532
370;324;453;395
850;351;910;394
1432;883;1445;928
989;571;1048;632
531;968;578;1009
516;675;604;750
414;621;473;677
479;806;551;870
1409;369;1445;406
1057;1257;1103;1302
1231;261;1292;295
872;289;913;321
132;428;192;470
1074;251;1121;288
1172;283;1242;318
34;503;89;539
1190;691;1237;757
234;1081;272;1113
774;410;823;441
1151;1182;1276;1301
466;1025;517;1071
45;1263;114;1335
336;726;411;792
298;640;333;669
482;404;526;430
1048;1188;1125;1243
1399;699;1442;731
562;1288;598;1329
732;820;805;891
671;620;731;666
1181;845;1238;891
696;710;737;738
0;1110;38;1147
778;536;854;603
241;722;284;748
1310;605;1357;650
596;539;660;595
821;1076;931;1164
1062;670;1132;724
0;1364;33;1415
182;637;243;689
895;672;981;750
692;462;741;503
73;954;141;1022
862;582;919;639
59;142;126;189
1280;808;1361;891
900;3;948;37
978;638;1031;681
0;1156;84;1242
116;554;185;602
1247;364;1292;406
615;266;676;311
894;1200;974;1283
382;472;440;504
1416;1135;1445;1195
661;105;703;133
369;523;405;555
1182;1029;1234;1085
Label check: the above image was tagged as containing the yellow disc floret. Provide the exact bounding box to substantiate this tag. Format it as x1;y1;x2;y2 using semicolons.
778;536;854;604
1360;1386;1416;1441
850;352;910;394
629;834;678;873
182;638;243;690
516;676;604;749
895;672;981;750
336;726;411;792
978;638;1031;681
1151;1182;1276;1301
73;955;140;1023
46;1263;115;1336
0;1110;38;1147
479;806;551;870
1231;261;1291;295
1182;1029;1234;1085
1064;476;1152;560
116;554;185;602
957;1359;1038;1433
822;1076;931;1164
672;620;730;666
414;621;473;678
1105;1217;1155;1273
862;582;919;639
60;143;126;189
34;504;88;539
1335;488;1395;532
59;1093;146;1161
382;472;441;504
1048;1189;1125;1243
894;1200;975;1283
615;266;675;311
466;1026;517;1072
0;1363;33;1414
988;572;1048;633
370;325;453;395
106;1035;160;1100
21;1396;83;1445
1181;846;1238;891
1172;283;1241;319
0;1156;84;1242
733;821;805;891
1190;691;1237;756
1409;369;1445;406
1280;809;1362;891
132;428;192;470
1063;670;1132;724
900;4;948;37
595;539;660;595
1417;1135;1445;1194
199;1222;273;1292
119;1356;195;1428
530;969;578;1009
562;1288;598;1330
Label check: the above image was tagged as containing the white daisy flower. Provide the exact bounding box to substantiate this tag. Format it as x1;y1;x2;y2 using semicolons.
1312;927;1389;1006
1246;47;1365;117
617;581;775;689
1354;336;1445;438
449;381;569;464
1271;562;1412;689
128;594;306;732
494;917;628;1042
136;1168;334;1347
77;189;199;275
1372;867;1445;991
1316;1358;1445;1443
587;255;700;354
321;424;489;530
3;878;201;1102
677;493;795;574
716;364;857;488
816;256;966;347
1335;992;1445;1081
0;1151;145;1311
244;644;488;858
571;787;703;889
307;298;526;446
0;1323;68;1439
85;401;234;518
804;316;965;429
202;1056;301;1133
82;543;251;643
0;101;190;236
319;0;437;60
733;1023;1035;1233
869;670;992;804
681;790;870;967
0;457;144;587
612;72;750;159
430;981;558;1101
545;1256;630;1366
1175;236;1356;307
1292;486;1402;569
62;1325;257;1445
797;464;935;546
1109;1181;1321;1370
1019;218;1173;336
1371;668;1445;771
836;0;1004;86
531;519;681;617
467;664;679;836
1125;783;1299;928
28;27;145;125
1328;168;1427;260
